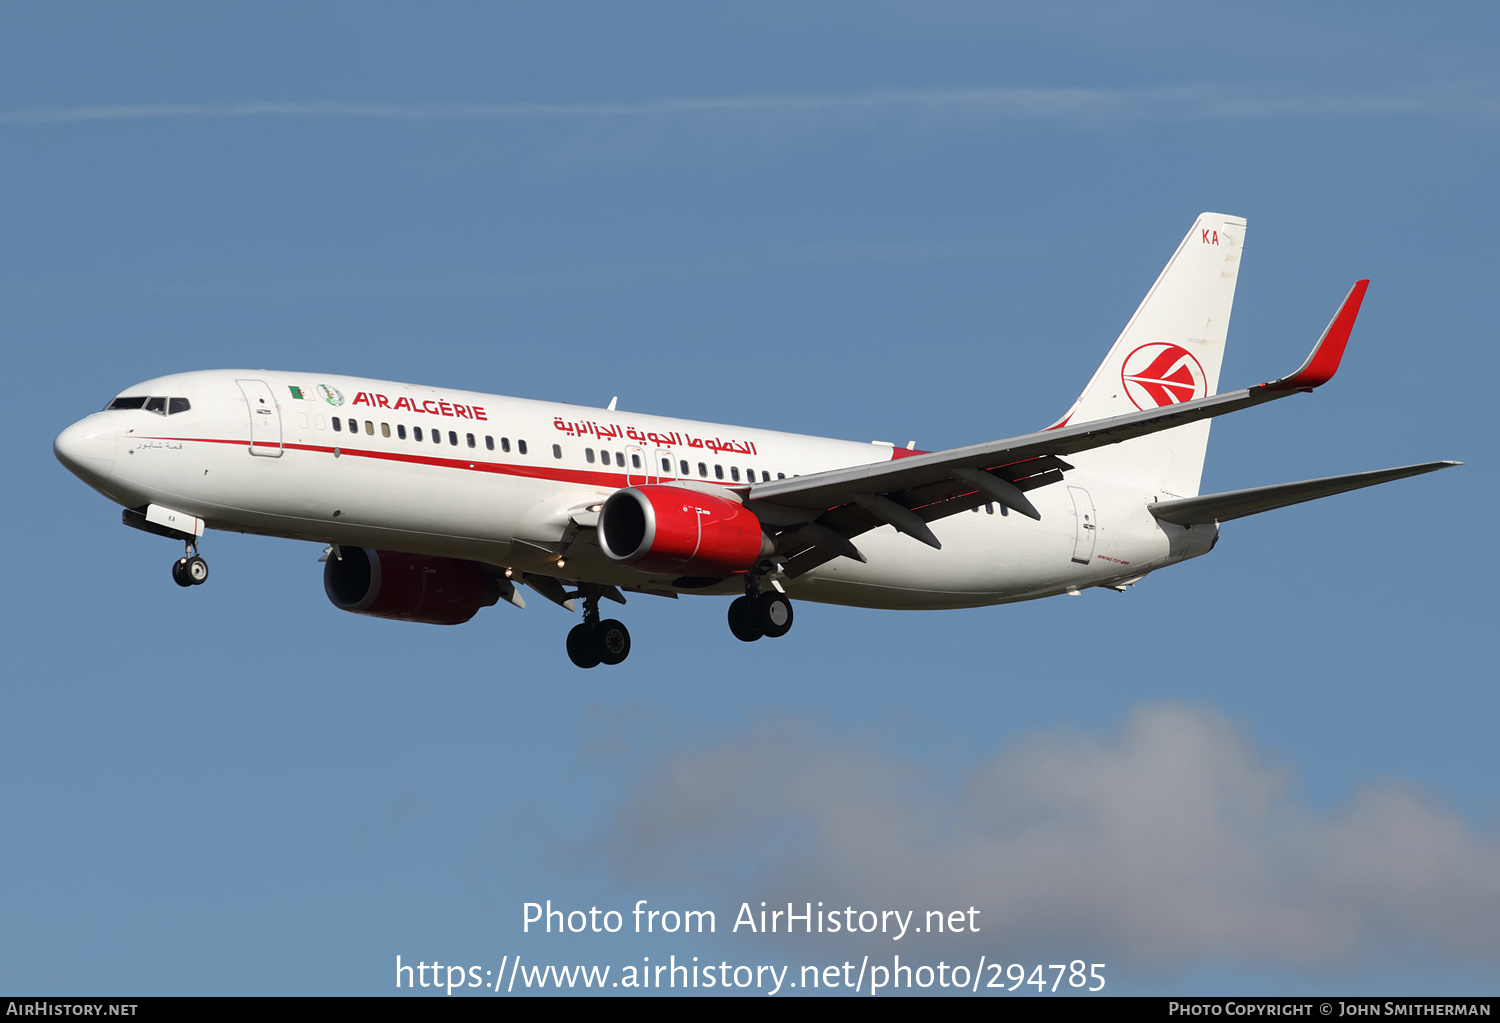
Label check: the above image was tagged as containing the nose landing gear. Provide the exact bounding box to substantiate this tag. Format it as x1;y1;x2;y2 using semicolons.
171;540;209;588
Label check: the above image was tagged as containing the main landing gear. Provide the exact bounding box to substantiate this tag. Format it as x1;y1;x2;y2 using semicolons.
171;539;209;588
728;575;794;643
567;590;631;669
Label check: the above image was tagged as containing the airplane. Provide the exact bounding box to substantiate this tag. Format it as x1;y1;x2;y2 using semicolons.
54;213;1457;668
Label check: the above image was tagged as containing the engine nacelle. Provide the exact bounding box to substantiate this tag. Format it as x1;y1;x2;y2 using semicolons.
323;547;499;625
598;485;769;578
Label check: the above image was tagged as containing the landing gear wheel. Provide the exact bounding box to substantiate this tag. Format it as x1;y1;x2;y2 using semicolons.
728;596;763;642
755;592;794;638
184;556;209;585
596;619;631;665
171;558;194;588
566;623;602;669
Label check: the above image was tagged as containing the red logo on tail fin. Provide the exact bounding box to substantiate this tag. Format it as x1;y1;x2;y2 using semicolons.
1121;343;1207;410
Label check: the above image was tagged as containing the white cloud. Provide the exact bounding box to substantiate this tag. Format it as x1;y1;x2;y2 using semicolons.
598;704;1500;969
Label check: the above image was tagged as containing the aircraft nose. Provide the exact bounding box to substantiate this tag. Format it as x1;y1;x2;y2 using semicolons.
54;413;117;483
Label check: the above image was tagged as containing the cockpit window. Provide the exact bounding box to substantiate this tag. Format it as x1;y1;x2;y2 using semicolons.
105;395;192;415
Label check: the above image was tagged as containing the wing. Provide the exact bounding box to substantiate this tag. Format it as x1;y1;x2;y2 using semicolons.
746;281;1371;578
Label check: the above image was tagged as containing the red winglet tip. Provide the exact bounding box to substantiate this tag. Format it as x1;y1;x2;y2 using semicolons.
1267;280;1369;390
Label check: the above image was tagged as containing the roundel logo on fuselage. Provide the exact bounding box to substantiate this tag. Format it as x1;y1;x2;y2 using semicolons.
1120;343;1207;410
318;384;345;407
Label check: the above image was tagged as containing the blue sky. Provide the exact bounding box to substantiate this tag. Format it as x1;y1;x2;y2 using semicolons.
3;2;1495;996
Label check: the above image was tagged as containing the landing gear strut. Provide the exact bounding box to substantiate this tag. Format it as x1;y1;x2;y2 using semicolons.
728;569;794;642
566;589;631;669
171;539;209;588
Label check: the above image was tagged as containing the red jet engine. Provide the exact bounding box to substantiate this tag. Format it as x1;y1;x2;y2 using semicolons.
324;548;500;625
598;485;769;578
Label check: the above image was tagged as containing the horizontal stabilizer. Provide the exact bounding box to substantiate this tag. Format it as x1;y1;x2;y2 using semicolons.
1149;461;1460;525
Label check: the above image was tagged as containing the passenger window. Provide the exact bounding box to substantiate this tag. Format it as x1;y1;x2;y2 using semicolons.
448;431;458;445
168;397;191;415
730;467;740;482
485;436;494;451
501;437;511;453
552;444;562;459
397;424;406;440
631;454;641;469
680;460;689;476
347;419;356;433
518;440;528;455
777;473;785;479
615;451;624;465
661;458;671;473
382;423;391;438
413;426;423;441
698;462;707;477
714;465;724;480
600;450;610;466
986;503;994;514
468;433;476;449
145;396;167;414
332;417;343;432
586;449;596;464
365;421;374;435
432;429;440;444
762;471;770;482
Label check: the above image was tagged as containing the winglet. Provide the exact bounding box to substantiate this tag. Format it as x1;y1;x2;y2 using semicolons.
1262;280;1369;391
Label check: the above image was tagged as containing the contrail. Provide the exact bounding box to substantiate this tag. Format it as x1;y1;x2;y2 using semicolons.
2;85;1485;127
0;90;1138;125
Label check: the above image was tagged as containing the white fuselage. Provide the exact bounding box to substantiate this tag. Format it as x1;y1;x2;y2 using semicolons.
55;369;1215;610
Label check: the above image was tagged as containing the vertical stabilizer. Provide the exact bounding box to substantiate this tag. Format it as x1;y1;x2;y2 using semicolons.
1054;213;1246;497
